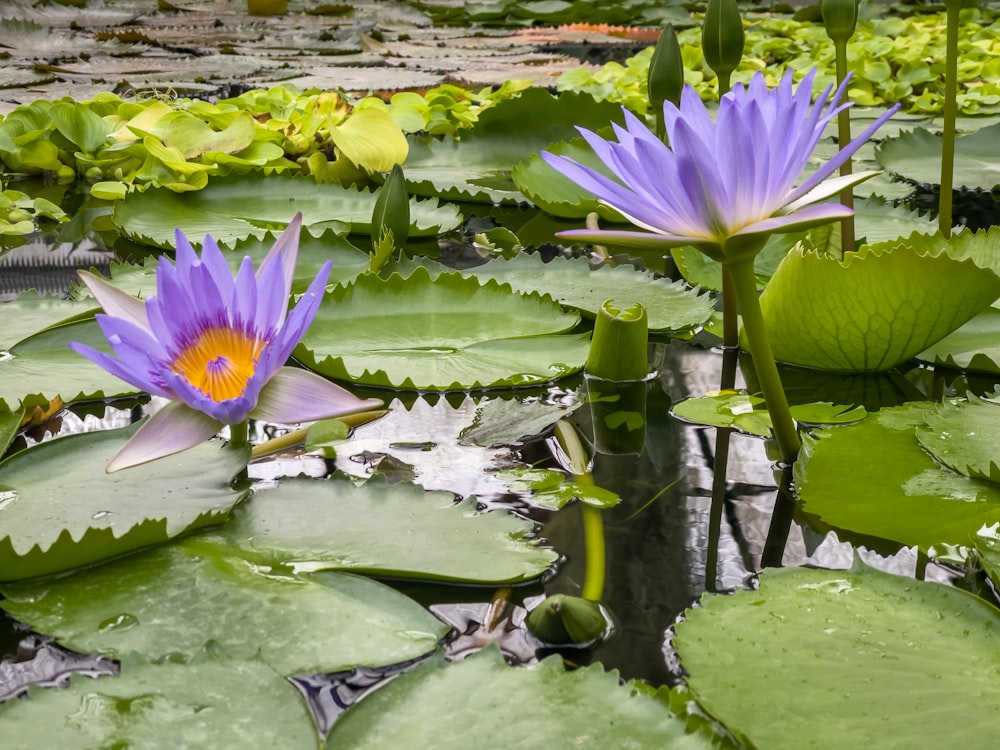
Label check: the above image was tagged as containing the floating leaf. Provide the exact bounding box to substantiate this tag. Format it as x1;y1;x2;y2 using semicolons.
327;645;720;748
973;524;1000;591
113;173;462;247
761;239;1000;371
795;403;1000;550
295;267;589;390
674;564;1000;750
0;422;248;581
918;305;1000;373
0;655;318;749
916;395;1000;484
877;124;1000;189
671;391;866;437
462;254;714;334
1;542;445;675
193;475;558;584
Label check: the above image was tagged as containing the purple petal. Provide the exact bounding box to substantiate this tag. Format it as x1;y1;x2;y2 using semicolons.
77;271;150;332
162;369;257;425
106;402;221;472
257;213;302;298
269;260;332;367
252;367;382;424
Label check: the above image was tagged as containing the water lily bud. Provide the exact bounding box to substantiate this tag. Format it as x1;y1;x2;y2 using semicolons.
648;24;684;111
702;0;744;81
372;163;410;251
525;594;609;645
822;0;858;43
586;299;649;382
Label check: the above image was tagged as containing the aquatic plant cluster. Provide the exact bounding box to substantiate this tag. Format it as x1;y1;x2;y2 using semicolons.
2;0;1000;747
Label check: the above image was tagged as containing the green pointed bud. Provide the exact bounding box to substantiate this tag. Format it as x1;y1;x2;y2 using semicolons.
585;300;649;382
821;0;858;44
372;163;410;252
648;24;685;112
702;0;744;86
525;594;609;646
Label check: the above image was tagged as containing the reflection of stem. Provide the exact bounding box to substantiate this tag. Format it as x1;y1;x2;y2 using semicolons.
706;346;739;591
834;38;855;256
721;266;739;348
939;1;960;238
761;464;795;568
727;260;800;464
553;420;606;602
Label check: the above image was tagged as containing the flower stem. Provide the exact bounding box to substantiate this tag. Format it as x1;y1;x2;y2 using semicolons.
833;38;856;256
228;419;250;451
939;0;961;238
721;266;739;348
726;260;800;464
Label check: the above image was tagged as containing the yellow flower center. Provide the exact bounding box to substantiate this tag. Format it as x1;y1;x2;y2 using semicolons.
172;327;265;402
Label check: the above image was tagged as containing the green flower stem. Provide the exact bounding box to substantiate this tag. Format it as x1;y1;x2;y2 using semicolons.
553;420;606;602
939;0;961;238
721;266;739;347
228;419;250;451
727;259;800;464
833;38;856;256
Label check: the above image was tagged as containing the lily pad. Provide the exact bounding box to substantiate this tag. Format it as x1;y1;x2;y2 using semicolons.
0;315;141;412
0;290;94;350
876;123;1000;189
760;239;1000;372
295;267;589;390
327;645;720;748
0;655;318;750
671;391;866;437
113;173;462;247
917;395;1000;484
0;422;248;581
193;475;558;584
918;304;1000;373
674;564;1000;750
0;542;445;675
973;524;1000;591
462;254;714;334
795;403;1000;550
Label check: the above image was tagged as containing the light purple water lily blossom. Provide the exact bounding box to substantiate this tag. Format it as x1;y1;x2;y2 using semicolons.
70;213;382;472
543;69;900;263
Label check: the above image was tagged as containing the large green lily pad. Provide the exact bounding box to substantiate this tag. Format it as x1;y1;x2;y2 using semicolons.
917;395;1000;484
0;541;445;675
295;267;589;390
761;239;1000;371
462;254;714;334
327;645;721;748
795;403;1000;550
876;123;1000;189
113;173;462;247
0;655;318;750
193;475;558;584
674;564;1000;749
919;304;1000;373
0;422;248;581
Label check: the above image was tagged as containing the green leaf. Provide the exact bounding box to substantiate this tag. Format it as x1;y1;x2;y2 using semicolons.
916;395;1000;483
877;124;1000;189
0;655;318;749
304;417;350;458
192;475;558;584
113;173;462;247
495;468;620;510
0;317;142;413
49;100;111;153
329;107;408;172
161;110;257;159
461;254;714;334
458;396;579;448
918;304;1000;373
973;524;1000;591
327;646;720;749
674;564;1000;750
0;423;248;581
761;239;1000;372
671;391;866;438
295;267;589;390
0;541;445;674
402;88;626;203
795;403;1000;550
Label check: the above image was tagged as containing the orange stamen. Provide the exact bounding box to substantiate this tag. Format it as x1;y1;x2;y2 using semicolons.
172;327;265;402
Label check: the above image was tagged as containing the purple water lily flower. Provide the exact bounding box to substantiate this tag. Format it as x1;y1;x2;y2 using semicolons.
543;69;900;263
71;213;382;472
